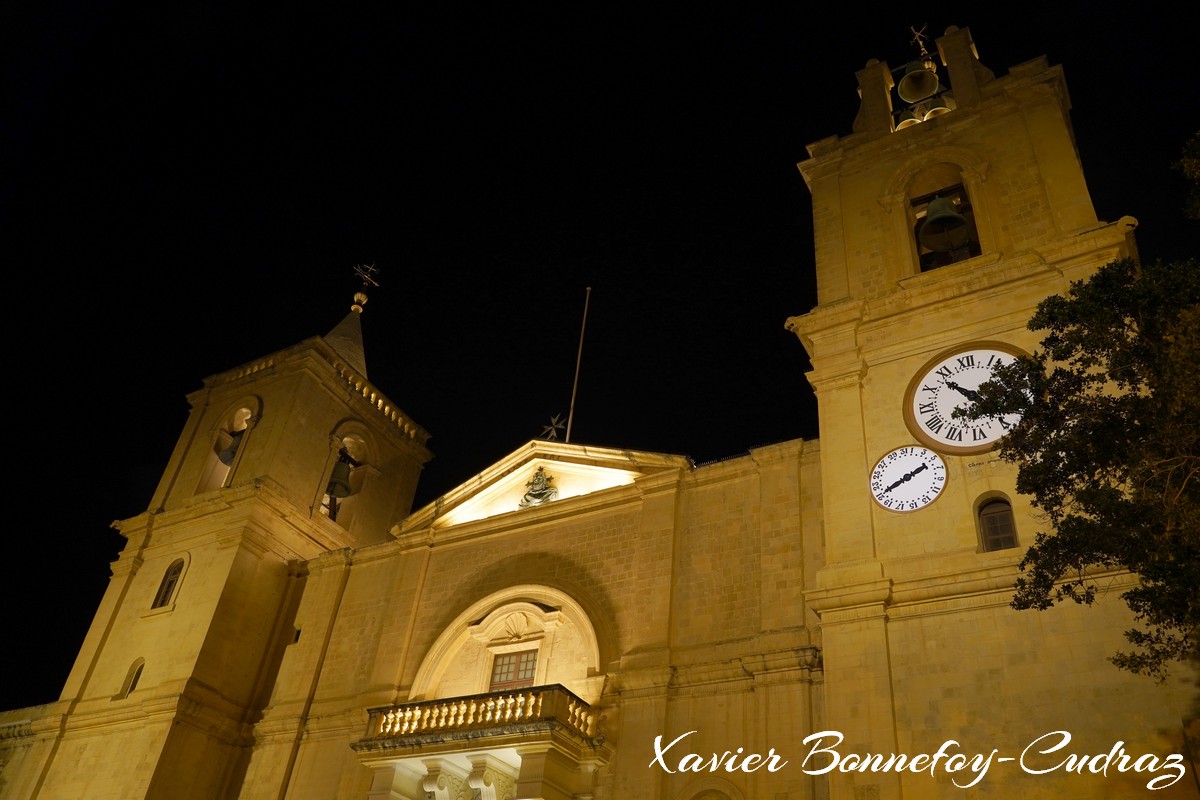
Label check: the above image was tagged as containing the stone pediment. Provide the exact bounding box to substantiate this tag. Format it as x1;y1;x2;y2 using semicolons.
394;440;690;533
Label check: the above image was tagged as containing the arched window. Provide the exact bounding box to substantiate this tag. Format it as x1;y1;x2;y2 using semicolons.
979;499;1017;551
151;559;185;608
115;658;145;699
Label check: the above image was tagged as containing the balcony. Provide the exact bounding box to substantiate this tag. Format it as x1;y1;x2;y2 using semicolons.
354;685;608;800
356;683;601;750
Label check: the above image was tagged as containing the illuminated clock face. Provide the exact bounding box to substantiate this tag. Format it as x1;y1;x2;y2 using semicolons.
903;342;1026;454
869;445;946;511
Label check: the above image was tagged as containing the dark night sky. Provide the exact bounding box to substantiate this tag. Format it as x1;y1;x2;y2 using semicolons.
1;4;1194;712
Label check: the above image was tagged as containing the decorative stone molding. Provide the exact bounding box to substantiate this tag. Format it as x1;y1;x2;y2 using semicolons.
468;753;517;800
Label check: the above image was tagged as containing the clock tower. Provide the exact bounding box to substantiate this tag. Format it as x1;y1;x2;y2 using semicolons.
786;26;1140;800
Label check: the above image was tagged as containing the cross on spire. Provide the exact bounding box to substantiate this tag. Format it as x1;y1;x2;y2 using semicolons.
350;263;380;314
354;262;381;288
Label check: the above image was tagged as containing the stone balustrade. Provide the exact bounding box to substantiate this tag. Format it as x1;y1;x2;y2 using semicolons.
363;684;597;743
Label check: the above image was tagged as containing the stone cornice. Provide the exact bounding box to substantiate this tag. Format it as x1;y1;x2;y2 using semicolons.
390;486;645;552
806;557;1139;622
194;337;430;449
137;479;357;559
806;579;893;615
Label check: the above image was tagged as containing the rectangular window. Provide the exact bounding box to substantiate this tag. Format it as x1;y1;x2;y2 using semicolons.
489;649;538;691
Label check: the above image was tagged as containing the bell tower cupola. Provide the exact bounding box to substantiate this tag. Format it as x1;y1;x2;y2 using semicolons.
149;264;431;548
794;24;1129;311
44;267;432;799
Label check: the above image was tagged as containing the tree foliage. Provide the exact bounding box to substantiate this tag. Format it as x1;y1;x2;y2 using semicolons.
961;257;1199;680
1175;130;1200;221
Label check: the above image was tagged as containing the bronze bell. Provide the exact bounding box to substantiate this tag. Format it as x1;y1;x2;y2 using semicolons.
919;197;970;252
922;95;953;120
896;109;923;130
217;429;245;466
326;460;353;498
897;59;939;103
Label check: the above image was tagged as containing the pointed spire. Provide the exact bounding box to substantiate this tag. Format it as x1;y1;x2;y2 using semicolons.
323;264;379;379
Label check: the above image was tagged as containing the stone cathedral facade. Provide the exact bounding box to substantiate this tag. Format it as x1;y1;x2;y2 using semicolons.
1;25;1194;800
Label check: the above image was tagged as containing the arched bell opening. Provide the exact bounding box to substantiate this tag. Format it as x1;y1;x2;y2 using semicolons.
913;186;980;270
195;403;257;494
910;181;981;271
321;432;369;529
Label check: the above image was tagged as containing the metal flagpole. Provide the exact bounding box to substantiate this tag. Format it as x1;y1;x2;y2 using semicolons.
565;286;592;444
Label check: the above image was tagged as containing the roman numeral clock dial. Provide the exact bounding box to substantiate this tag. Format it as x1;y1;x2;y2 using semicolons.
903;342;1027;455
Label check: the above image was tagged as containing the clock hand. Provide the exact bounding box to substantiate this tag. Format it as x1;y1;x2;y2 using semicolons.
883;463;929;493
943;380;980;402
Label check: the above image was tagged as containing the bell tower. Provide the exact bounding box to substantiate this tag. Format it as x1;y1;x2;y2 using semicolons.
32;276;432;799
786;26;1140;800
